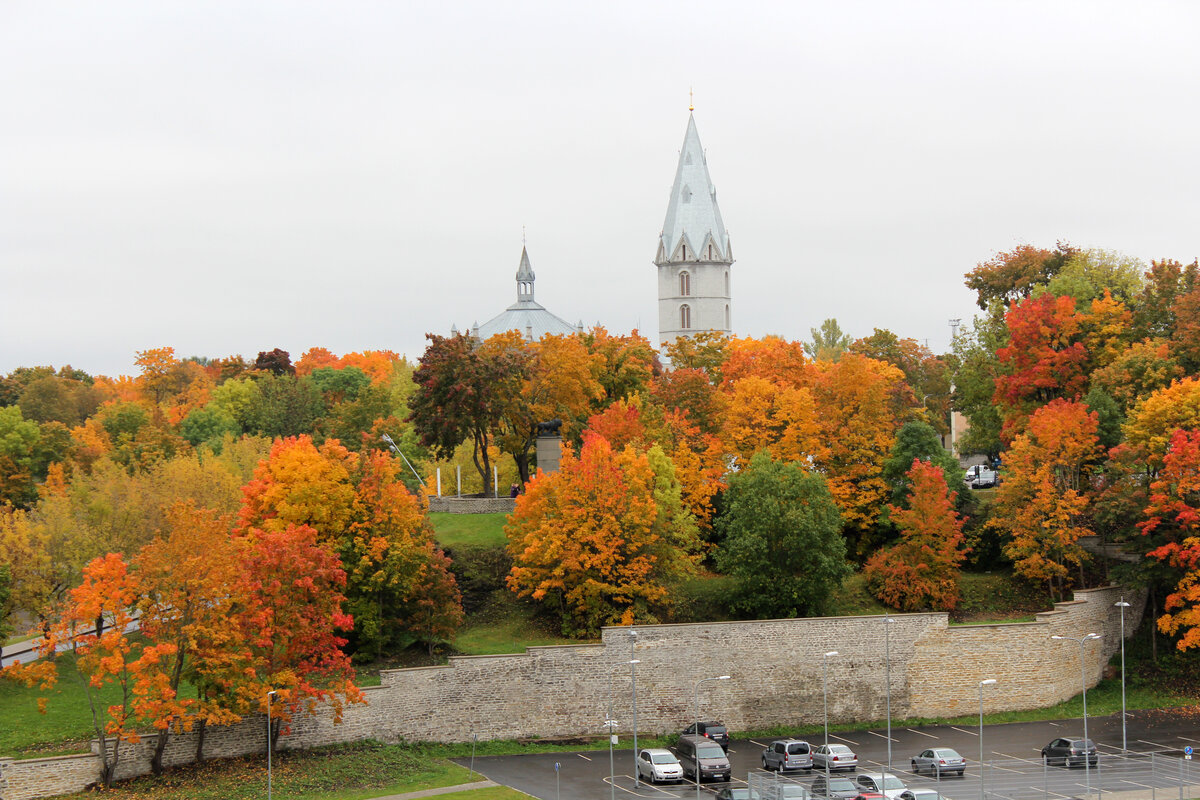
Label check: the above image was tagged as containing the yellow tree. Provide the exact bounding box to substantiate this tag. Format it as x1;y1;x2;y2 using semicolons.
720;376;823;467
807;354;911;554
506;435;700;635
1124;376;1200;468
720;335;810;389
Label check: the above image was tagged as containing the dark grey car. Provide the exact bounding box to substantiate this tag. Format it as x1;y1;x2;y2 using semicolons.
1041;737;1098;767
675;734;732;782
812;775;860;800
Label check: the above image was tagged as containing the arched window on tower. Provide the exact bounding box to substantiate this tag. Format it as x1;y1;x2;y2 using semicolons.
724;270;730;296
707;243;713;260
681;244;687;260
679;271;691;296
680;304;691;330
725;304;730;329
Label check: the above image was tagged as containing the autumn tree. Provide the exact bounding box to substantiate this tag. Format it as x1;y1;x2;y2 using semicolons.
506;435;700;635
881;420;964;506
1133;258;1199;340
1090;338;1182;415
721;335;810;388
993;293;1089;440
720;376;823;468
661;330;729;381
1041;248;1145;305
651;367;724;435
851;329;951;433
1138;429;1200;650
715;451;849;618
964;243;1075;310
1124;376;1200;467
2;553;175;787
234;523;364;747
864;459;967;611
408;332;524;495
253;348;295;376
134;503;246;772
484;332;604;483
989;400;1101;598
581;327;659;403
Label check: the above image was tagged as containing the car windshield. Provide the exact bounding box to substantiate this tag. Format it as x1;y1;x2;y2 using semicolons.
788;743;809;754
697;743;726;758
652;753;677;764
707;726;728;735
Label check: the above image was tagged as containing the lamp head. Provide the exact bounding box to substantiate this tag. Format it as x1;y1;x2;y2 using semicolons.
1085;633;1102;641
824;651;838;657
1115;601;1131;608
629;659;641;665
1050;635;1065;641
717;675;731;680
980;678;996;686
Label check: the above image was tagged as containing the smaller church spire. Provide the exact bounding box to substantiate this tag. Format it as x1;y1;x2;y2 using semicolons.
689;87;694;112
515;245;535;303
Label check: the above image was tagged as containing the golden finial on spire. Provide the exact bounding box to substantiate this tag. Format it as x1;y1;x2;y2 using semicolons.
689;87;694;112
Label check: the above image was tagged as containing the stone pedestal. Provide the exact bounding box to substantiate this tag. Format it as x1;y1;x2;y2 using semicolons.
535;435;562;474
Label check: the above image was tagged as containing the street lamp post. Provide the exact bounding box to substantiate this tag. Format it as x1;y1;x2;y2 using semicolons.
694;676;731;800
1051;633;1102;799
267;689;277;800
1115;599;1131;752
822;651;838;780
630;630;639;788
883;617;896;778
978;679;996;800
606;661;638;800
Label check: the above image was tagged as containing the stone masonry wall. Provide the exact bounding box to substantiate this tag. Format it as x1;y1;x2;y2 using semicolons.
427;496;516;514
0;586;1145;800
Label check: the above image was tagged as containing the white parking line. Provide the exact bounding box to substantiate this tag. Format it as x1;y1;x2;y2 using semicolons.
1138;739;1174;750
950;727;978;736
1118;779;1155;789
749;739;768;748
1040;790;1073;799
986;762;1024;773
907;729;938;738
830;734;859;745
867;731;899;741
994;752;1041;765
577;753;592;761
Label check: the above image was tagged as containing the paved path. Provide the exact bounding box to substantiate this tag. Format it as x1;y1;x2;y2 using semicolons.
365;778;501;799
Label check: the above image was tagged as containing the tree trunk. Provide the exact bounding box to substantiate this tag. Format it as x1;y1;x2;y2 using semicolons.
100;737;118;788
471;430;493;495
195;717;208;763
151;728;168;775
1151;588;1158;663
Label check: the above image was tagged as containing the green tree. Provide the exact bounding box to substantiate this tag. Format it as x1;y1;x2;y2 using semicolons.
805;318;851;362
245;374;324;439
715;451;849;617
0;405;41;507
180;405;241;449
949;310;1007;458
881;420;964;505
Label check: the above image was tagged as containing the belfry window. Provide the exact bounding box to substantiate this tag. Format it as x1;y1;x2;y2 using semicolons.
680;304;691;330
679;271;691;296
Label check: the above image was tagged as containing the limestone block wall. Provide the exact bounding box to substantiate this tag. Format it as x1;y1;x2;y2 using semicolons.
427;497;515;514
0;586;1146;800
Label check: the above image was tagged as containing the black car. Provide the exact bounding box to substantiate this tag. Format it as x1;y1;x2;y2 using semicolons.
683;720;731;751
1041;737;1098;768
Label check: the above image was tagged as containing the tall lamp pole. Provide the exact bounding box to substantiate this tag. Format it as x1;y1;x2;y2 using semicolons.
606;661;638;800
822;651;838;779
694;676;731;800
883;617;896;777
1051;633;1102;799
978;679;995;800
267;689;277;800
1115;599;1131;752
630;630;639;788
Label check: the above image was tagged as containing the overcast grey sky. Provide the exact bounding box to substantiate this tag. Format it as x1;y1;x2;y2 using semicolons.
3;1;1198;378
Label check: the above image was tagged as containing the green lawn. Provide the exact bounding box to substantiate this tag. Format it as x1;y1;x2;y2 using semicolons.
430;512;509;549
52;740;493;800
453;615;577;654
0;651;201;756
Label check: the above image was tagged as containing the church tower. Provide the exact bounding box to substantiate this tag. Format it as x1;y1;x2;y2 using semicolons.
655;109;733;350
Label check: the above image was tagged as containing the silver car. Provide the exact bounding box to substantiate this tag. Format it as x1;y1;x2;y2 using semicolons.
637;748;684;783
812;744;858;772
762;739;814;772
856;772;909;800
911;748;966;777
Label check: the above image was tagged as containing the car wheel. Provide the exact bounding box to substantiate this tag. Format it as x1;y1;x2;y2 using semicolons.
763;756;768;769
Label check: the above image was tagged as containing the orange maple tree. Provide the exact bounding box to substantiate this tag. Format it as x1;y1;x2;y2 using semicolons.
864;459;968;611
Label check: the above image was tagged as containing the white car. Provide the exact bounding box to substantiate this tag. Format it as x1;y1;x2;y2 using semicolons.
856;772;909;800
637;748;684;783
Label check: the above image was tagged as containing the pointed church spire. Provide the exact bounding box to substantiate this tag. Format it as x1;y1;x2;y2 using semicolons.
515;245;535;303
657;114;730;265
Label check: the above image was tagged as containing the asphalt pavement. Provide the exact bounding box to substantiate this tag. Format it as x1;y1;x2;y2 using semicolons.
457;710;1200;800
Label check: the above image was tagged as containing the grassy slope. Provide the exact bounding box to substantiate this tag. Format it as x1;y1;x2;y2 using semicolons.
431;512;509;549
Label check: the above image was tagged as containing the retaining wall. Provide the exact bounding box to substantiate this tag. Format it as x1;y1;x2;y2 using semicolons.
0;586;1144;800
427;496;516;514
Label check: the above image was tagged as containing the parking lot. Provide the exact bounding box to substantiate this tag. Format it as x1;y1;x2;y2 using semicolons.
459;711;1200;800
